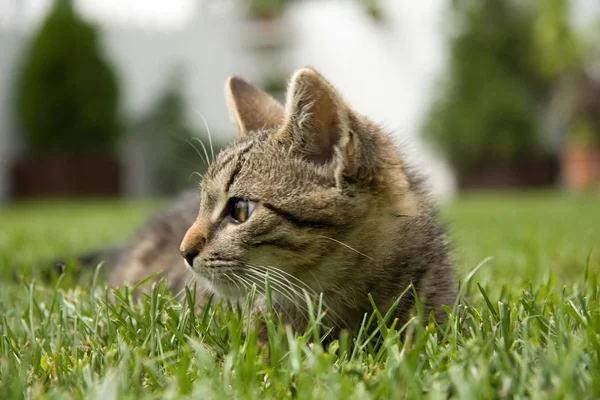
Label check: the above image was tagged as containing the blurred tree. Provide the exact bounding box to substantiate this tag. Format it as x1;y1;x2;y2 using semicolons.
532;0;600;191
533;0;599;140
243;0;384;22
246;0;286;20
422;0;547;179
16;0;121;155
532;0;586;81
133;70;225;195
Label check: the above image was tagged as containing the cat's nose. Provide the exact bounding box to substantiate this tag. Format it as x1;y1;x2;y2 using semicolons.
181;221;207;266
181;249;199;266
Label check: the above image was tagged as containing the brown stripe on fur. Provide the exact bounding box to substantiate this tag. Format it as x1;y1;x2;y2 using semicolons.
262;202;336;229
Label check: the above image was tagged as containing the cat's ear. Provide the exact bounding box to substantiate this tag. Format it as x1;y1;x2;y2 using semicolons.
225;76;285;138
279;68;358;178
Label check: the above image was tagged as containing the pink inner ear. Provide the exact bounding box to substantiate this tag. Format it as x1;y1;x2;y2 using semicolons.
307;93;341;164
227;76;284;137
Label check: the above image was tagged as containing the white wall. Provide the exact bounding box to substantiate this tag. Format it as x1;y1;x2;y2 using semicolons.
287;0;455;200
0;0;459;203
2;0;600;204
100;0;457;200
0;31;24;203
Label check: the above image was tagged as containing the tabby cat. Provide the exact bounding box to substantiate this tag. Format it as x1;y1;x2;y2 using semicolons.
106;67;456;335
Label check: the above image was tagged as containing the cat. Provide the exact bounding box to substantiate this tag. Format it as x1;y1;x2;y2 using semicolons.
103;67;456;336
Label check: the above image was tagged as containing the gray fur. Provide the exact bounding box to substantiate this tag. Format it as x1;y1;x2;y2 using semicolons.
107;68;457;337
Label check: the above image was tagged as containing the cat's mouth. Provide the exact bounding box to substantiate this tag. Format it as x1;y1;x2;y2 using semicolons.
186;260;253;299
186;257;318;307
205;276;248;299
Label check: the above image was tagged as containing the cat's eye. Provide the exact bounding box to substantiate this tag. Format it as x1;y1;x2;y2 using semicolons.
229;198;256;223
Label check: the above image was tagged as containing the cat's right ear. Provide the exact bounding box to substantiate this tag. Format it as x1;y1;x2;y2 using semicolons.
225;77;285;138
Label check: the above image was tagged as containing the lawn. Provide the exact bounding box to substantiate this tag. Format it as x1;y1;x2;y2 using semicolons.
0;192;599;399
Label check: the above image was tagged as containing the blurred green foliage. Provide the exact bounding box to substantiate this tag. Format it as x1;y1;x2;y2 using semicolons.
245;0;286;19
132;70;225;195
422;0;594;175
561;76;600;147
244;0;383;22
532;0;586;79
533;0;600;147
569;117;598;147
16;0;121;155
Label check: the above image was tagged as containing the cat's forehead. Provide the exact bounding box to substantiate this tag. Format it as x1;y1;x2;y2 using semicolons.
206;133;269;180
201;132;332;202
201;133;276;198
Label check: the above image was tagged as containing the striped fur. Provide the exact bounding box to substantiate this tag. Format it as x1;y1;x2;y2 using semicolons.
108;68;457;336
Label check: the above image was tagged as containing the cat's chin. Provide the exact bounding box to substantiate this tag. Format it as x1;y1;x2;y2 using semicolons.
202;277;248;299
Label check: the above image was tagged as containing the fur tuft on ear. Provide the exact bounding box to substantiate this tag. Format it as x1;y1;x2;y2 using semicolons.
225;76;285;138
279;68;358;183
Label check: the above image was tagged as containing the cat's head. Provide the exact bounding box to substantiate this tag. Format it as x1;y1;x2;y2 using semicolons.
180;68;421;300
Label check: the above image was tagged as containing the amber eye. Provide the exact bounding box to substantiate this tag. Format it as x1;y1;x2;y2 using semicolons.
229;198;256;223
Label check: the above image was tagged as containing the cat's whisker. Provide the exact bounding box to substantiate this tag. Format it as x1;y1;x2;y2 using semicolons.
184;137;208;167
242;266;340;329
167;131;208;168
306;269;325;293
316;235;375;261
195;112;215;162
243;264;328;313
191;278;211;300
243;264;314;303
191;137;212;169
185;276;195;292
243;269;303;305
242;269;311;323
222;271;244;297
233;272;257;303
243;268;304;305
104;68;456;343
233;272;289;322
173;283;187;299
230;271;252;292
172;269;195;301
242;261;319;297
243;263;348;329
188;171;204;182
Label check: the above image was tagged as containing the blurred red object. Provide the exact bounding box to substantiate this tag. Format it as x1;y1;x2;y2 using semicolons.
10;155;121;198
561;145;600;191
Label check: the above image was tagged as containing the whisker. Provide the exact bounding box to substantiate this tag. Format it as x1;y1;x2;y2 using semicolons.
244;263;349;329
191;137;212;169
195;112;215;162
316;235;375;261
172;269;195;301
244;265;315;305
222;271;243;297
243;267;334;328
166;130;208;168
306;269;325;293
243;261;319;297
188;171;204;182
234;272;290;322
242;270;309;323
185;137;208;167
231;272;254;293
250;269;304;303
244;268;301;303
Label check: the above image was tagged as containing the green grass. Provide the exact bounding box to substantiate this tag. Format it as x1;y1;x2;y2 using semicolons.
0;192;599;399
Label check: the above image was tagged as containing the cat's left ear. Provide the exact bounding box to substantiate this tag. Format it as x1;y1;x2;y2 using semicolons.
278;68;359;183
226;76;285;138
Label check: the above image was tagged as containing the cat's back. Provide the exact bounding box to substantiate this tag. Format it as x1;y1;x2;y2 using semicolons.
108;189;200;292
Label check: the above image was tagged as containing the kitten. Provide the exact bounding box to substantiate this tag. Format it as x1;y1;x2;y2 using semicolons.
107;67;457;335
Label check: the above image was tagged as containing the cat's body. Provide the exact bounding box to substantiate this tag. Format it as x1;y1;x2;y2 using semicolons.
106;68;456;334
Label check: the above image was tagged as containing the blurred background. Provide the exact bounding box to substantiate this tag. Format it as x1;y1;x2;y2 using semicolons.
0;0;599;205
